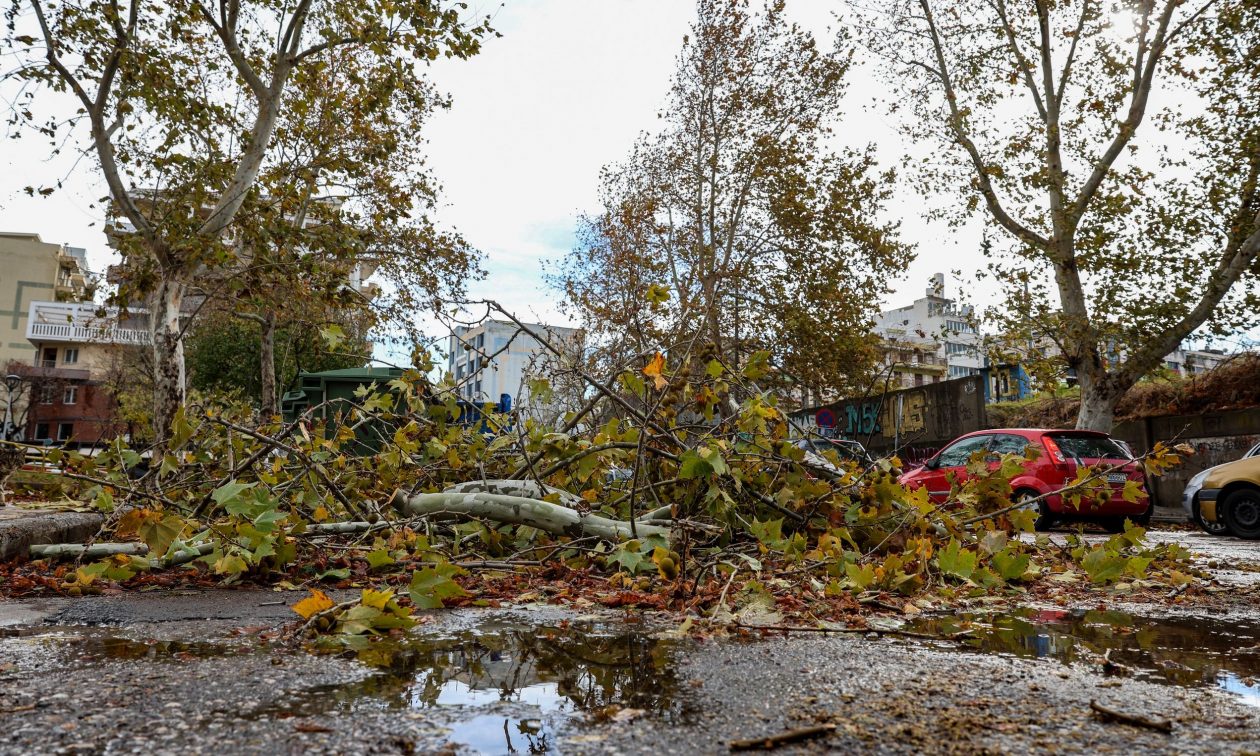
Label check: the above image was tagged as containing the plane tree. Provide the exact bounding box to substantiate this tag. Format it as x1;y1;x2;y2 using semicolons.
858;0;1260;430
550;0;911;402
4;0;490;443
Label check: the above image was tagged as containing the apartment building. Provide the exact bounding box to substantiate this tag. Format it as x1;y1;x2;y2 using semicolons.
874;273;987;381
13;301;150;445
877;339;949;389
0;232;91;368
446;320;582;412
1165;346;1230;378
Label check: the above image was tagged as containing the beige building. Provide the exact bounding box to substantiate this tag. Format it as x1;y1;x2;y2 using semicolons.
11;301;149;444
0;232;91;368
878;339;949;389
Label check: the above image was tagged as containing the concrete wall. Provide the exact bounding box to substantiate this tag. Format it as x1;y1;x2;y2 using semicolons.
793;376;988;463
1112;407;1260;511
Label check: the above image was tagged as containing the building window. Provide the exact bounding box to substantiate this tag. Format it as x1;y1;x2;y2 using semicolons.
40;347;57;368
63;348;79;364
39;385;55;404
35;423;50;440
63;386;78;405
58;423;73;441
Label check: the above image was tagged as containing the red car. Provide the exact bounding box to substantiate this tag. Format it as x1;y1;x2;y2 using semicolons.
898;428;1151;532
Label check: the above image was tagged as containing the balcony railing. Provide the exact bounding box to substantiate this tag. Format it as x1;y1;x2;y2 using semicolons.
27;322;151;345
11;364;91;381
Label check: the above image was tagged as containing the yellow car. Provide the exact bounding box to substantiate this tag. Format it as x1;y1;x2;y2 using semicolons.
1183;443;1260;538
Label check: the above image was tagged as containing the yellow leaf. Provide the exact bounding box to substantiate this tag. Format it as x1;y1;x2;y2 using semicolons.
360;588;393;610
312;506;330;523
292;589;334;619
643;352;668;390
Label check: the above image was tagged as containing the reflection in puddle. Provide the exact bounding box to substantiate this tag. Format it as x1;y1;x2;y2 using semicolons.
906;608;1260;705
257;619;689;754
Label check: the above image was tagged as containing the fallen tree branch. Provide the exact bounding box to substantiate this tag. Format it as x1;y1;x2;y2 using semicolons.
151;542;215;570
728;724;836;751
393;490;671;541
1089;699;1173;734
443;479;590;509
30;543;148;559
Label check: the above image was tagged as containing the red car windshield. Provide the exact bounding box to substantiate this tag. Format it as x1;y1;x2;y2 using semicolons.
1046;433;1129;461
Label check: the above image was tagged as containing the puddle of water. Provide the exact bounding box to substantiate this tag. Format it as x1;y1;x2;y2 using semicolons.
257;619;689;754
906;608;1260;705
77;635;251;661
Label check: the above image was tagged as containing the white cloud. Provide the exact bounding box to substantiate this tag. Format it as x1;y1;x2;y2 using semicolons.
0;0;992;336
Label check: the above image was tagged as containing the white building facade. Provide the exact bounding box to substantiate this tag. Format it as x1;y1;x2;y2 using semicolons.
446;320;582;411
874;273;987;381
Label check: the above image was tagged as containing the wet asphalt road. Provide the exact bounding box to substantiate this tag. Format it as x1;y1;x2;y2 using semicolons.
3;528;1260;755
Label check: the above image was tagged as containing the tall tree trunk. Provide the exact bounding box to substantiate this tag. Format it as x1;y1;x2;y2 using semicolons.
150;276;186;446
1075;362;1120;433
259;310;277;418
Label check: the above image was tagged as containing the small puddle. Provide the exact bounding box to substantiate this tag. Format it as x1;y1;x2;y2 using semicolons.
1;628;255;674
255;618;690;754
905;608;1260;705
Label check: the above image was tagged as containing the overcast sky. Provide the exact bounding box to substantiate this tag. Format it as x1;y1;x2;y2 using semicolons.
0;0;995;338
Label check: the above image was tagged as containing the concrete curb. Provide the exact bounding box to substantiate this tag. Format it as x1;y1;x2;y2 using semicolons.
1152;506;1188;524
0;509;104;561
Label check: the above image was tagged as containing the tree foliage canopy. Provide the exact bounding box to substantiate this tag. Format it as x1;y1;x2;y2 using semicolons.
550;0;911;401
4;0;491;439
858;0;1260;429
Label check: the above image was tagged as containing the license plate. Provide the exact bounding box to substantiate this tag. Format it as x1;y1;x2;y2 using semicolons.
1106;473;1128;484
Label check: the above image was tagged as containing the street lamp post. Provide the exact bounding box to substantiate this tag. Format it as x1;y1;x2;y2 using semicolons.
3;374;22;441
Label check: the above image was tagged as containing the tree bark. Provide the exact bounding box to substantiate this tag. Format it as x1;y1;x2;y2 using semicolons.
260;310;277;418
393;489;672;541
30;543;149;559
150;274;187;445
1075;370;1121;433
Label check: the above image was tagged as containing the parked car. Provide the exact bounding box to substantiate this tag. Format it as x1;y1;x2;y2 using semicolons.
794;437;869;476
898;428;1150;532
1183;443;1260;538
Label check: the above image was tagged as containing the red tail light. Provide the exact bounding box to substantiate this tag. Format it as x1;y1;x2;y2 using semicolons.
1042;436;1068;468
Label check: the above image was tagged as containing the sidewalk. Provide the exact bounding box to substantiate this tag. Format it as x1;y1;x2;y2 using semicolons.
0;506;103;560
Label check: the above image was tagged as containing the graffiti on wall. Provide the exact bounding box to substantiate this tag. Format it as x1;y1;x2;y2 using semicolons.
795;376;987;458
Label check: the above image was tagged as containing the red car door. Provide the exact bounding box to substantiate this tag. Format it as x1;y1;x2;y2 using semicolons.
916;434;993;504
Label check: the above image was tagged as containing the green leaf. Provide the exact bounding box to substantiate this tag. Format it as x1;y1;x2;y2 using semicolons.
320;324;346;349
1080;547;1127;584
364;549;396;571
608;540;648;573
991;549;1030;581
937;538;977;581
677;449;711;480
409;561;468;609
742;350;772;380
213;554;249;576
844;562;876;590
212;481;254;509
749;518;785;549
138;514;184;557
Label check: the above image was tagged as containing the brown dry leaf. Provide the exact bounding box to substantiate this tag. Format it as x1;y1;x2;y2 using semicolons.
291;589;334;619
643;352;668;390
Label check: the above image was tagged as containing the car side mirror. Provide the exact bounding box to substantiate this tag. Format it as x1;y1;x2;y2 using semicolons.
923;457;940;470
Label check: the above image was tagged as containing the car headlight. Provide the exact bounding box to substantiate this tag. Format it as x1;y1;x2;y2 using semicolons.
1186;469;1210;489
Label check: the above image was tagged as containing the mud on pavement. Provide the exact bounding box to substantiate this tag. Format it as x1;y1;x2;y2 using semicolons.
3;587;1260;755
